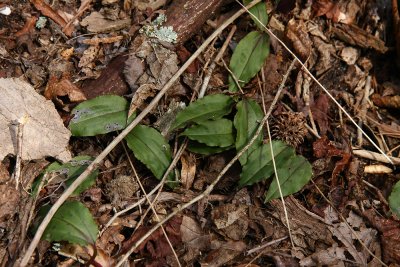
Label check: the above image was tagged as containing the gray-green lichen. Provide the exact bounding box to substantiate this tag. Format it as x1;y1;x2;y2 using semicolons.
36;16;47;29
140;14;177;44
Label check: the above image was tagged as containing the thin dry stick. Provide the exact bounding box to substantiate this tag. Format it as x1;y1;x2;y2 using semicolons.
122;144;182;267
100;140;187;236
20;2;262;264
198;25;237;98
145;141;188;215
12;114;29;189
235;0;393;164
258;60;296;248
246;236;288;255
352;149;400;165
266;118;295;248
357;75;371;146
221;58;244;93
116;52;296;266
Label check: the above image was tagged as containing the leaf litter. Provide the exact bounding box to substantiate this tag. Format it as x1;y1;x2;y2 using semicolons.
1;0;400;266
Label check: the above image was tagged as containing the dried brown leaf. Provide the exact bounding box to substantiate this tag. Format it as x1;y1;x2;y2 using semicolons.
128;84;158;116
123;55;145;90
311;94;330;135
312;136;351;182
121;216;182;259
44;76;87;103
78;45;100;68
80;12;131;33
30;0;73;36
180;152;196;189
0;78;71;161
313;0;341;22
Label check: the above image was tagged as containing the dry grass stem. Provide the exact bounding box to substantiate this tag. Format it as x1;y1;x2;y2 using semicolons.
199;25;237;98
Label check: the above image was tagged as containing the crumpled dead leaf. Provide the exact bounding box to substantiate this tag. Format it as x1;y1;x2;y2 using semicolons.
121;215;182;260
180;152;196;189
310;94;330;135
80;11;131;33
0;78;71;161
125;35;186;115
44;75;87;103
313;135;351;183
313;0;342;22
363;209;400;263
133;0;167;11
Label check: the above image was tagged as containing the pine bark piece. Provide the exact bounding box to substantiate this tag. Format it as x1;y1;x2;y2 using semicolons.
331;23;388;53
163;0;227;44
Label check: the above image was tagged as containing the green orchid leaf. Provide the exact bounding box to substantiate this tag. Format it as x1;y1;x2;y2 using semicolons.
31;156;98;197
265;153;313;202
40;201;98;246
187;140;234;155
243;0;268;30
239;141;313;203
234;99;264;165
389;180;400;217
239;141;288;187
125;125;175;186
171;94;234;130
69;95;133;136
229;31;270;92
181;119;234;148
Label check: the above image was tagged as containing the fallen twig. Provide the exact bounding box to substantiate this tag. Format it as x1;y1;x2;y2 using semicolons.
199;25;236;98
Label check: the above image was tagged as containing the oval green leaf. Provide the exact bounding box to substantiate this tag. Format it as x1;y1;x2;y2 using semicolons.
42;201;98;246
239;141;289;187
181;119;234;148
229;31;270;92
69;95;132;136
170;94;234;130
125;125;175;186
31;156;98;197
234;98;264;165
187;140;234;155
239;141;313;201
264;153;313;202
243;0;268;30
389;180;400;217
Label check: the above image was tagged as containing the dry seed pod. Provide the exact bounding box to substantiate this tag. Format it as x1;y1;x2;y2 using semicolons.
271;111;308;148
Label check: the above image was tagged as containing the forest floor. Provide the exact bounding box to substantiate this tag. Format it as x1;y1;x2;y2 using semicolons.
1;0;400;266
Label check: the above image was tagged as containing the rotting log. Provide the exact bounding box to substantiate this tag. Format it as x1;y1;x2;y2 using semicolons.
163;0;227;44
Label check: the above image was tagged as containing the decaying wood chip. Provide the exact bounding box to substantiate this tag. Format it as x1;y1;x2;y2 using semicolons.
81;36;124;46
285;19;312;60
331;23;388;53
372;94;400;109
